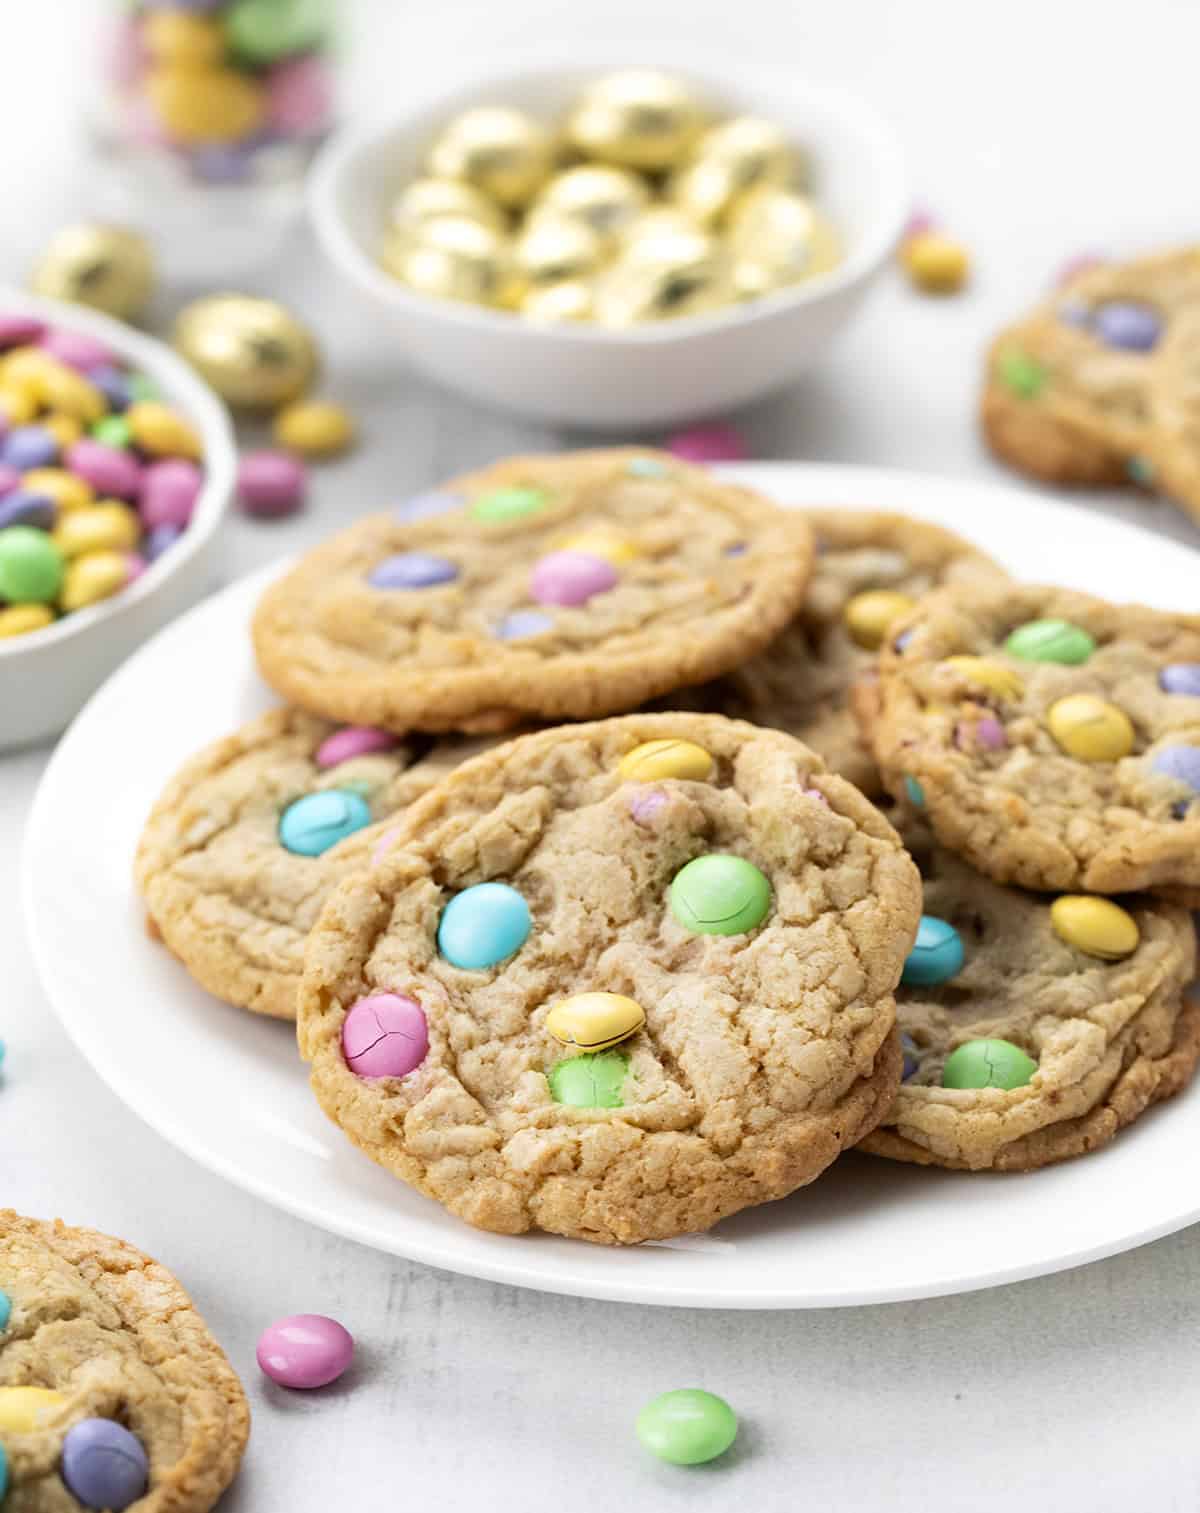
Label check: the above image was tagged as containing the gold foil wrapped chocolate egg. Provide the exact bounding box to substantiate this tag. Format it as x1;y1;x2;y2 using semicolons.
29;225;156;322
513;215;602;290
594;221;732;325
529;165;649;245
669;116;797;225
388;177;508;237
619;206;706;248
521;281;594;323
427;106;555;210
382;217;518;308
728;186;841;299
173;294;318;409
565;69;703;172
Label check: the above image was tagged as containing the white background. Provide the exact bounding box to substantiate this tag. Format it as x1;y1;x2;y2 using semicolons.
5;2;1200;1510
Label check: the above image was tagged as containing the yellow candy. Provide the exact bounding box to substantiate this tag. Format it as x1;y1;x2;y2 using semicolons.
844;589;917;650
127;401;202;460
941;656;1024;701
0;603;55;638
59;550;129;612
147;66;266;146
1047;694;1134;762
42;412;83;450
0;347;58;390
273;400;356;458
0;1386;68;1433
38;365;105;424
546;991;646;1052
22;468;94;513
1050;896;1140;960
54;503;141;559
144;10;225;65
555;528;639;565
619;738;714;783
0;385;38;424
903;232;971;293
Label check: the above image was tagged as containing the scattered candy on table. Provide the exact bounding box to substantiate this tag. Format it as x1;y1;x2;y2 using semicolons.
377;70;842;324
636;1388;739;1466
274;399;356;457
664;423;748;464
257;1313;354;1390
238;449;307;517
28;225;157;322
899;211;970;294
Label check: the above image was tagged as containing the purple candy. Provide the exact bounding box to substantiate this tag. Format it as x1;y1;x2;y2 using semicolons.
0;465;22;497
191;144;256;185
529;550;617;607
724;542;747;556
0;314;46;349
316;726;397;768
800;785;828;804
1160;663;1200;697
894;629;916;653
144;522;183;561
140;458;202;529
61;1419;148;1511
342;993;428;1078
2;426;58;471
901;1033;919;1081
665;423;748;464
40;329;114;372
369;551;457;589
87;364;133;411
1150;745;1200;792
1094;301;1162;352
494;608;553;640
0;490;55;532
257;1314;354;1391
238;450;306;518
630;788;668;825
394;489;463;523
67;439;143;499
957;716;1006;752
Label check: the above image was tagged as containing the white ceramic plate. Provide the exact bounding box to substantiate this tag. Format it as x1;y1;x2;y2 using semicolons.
24;463;1200;1309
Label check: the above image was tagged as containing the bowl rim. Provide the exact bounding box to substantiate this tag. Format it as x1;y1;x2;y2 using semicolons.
309;61;909;347
0;288;236;660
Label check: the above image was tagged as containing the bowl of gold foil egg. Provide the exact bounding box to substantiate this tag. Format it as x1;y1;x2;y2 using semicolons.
0;291;236;751
311;65;906;427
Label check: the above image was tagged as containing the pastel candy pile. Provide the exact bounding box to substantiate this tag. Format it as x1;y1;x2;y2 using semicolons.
0;315;205;640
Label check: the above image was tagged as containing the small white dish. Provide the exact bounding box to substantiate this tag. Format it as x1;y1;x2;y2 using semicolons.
310;65;907;428
0;291;236;751
24;463;1200;1308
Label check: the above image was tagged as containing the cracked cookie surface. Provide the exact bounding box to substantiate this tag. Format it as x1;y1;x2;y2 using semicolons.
251;449;815;734
0;1210;248;1513
298;713;921;1245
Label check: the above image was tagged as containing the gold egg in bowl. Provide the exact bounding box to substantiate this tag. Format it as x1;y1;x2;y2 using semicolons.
565;69;704;172
427;106;556;210
388;177;509;237
728;186;841;299
520;280;594;323
669;115;798;225
529;165;649;245
594;221;732;325
173;294;318;409
382;217;519;308
28;225;156;322
513;215;603;289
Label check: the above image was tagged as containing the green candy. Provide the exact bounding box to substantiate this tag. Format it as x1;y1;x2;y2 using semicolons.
92;415;131;449
904;775;925;808
0;527;64;605
998;348;1046;399
1004;618;1095;665
942;1038;1037;1091
547;1051;628;1108
126;373;159;404
225;0;329;65
470;487;548;524
636;1389;738;1466
670;854;771;936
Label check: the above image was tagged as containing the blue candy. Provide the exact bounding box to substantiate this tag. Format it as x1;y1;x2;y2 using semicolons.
1159;664;1200;697
87;365;132;412
369;552;458;589
1094;301;1161;352
901;1032;920;1081
279;790;372;857
904;776;925;807
62;1419;148;1511
0;1442;7;1503
144;523;183;562
394;490;463;522
2;426;57;471
0;490;55;532
494;609;553;640
0;1286;10;1331
437;882;531;970
1151;745;1200;793
626;456;670;478
901;916;965;987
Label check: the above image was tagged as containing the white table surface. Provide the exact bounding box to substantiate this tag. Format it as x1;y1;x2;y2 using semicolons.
6;2;1200;1510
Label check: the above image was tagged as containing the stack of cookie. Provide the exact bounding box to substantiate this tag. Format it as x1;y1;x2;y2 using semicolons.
136;446;1200;1245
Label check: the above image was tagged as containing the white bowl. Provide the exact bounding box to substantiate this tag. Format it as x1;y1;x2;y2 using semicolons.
0;291;236;752
310;64;908;429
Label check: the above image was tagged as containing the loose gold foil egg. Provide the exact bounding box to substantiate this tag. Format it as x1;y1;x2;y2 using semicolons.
520;281;594;323
669;115;797;225
513;215;602;289
172;294;318;409
594;221;732;325
382;217;518;308
529;165;649;245
427;106;555;210
728;186;841;299
29;225;156;322
565;69;703;172
388;177;509;237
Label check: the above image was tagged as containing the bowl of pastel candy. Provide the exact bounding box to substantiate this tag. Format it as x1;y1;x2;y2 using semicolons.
0;292;235;750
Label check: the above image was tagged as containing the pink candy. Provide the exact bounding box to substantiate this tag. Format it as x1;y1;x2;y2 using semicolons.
140;459;202;529
903;208;937;241
267;55;334;138
40;329;115;372
665;424;748;464
123;552;147;585
257;1314;354;1390
238;450;306;518
0;315;46;350
0;466;21;497
67;439;143;500
342;993;428;1079
315;726;397;769
630;788;668;825
530;550;618;607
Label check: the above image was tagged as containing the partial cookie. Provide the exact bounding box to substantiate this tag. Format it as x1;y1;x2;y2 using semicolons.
981;248;1200;489
669;510;1005;795
298;713;921;1245
251;448;815;734
871;582;1200;893
136;707;497;1020
859;837;1198;1171
1147;306;1200;520
0;1210;248;1512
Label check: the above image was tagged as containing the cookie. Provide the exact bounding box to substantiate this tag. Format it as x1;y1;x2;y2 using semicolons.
0;1210;248;1512
1146;306;1200;518
982;248;1200;492
859;836;1198;1170
251;449;815;734
870;582;1200;893
668;510;1005;795
136;706;498;1020
297;713;922;1246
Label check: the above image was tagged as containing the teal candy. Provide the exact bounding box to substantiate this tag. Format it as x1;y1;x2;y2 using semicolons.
547;1051;628;1108
0;1441;7;1502
1003;618;1096;665
901;916;965;986
438;882;531;970
278;789;371;857
943;1038;1037;1091
904;776;925;807
0;1288;10;1331
669;855;771;936
636;1389;738;1465
225;0;329;64
626;456;670;478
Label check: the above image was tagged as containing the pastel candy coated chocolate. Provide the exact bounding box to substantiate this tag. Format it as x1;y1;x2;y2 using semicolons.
1150;744;1200;792
619;737;714;782
665;424;748;463
66;439;143;499
0;526;64;603
0;465;22;495
342;993;429;1078
470;486;547;523
2;424;59;470
1049;895;1139;960
626;455;670;477
942;1038;1037;1091
274;398;355;456
843;589;916;650
145;522;184;561
1094;300;1161;351
0;1442;6;1502
78;363;131;412
369;551;458;589
629;787;668;824
494;608;553;640
0;490;55;532
438;882;531;969
61;1419;149;1511
669;854;771;936
315;726;397;768
904;776;925;807
256;1314;354;1390
0;1386;67;1432
942;655;1023;701
41;328;114;371
0;1287;10;1330
266;55;334;136
0;314;46;348
1160;663;1200;696
1047;694;1134;762
554;527;639;566
547;1050;628;1108
1004;618;1095;664
546;991;645;1052
636;1389;738;1465
901;1032;919;1081
60;551;129;611
140;459;203;528
901;916;964;986
278;789;372;856
395;489;462;522
238;450;306;518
